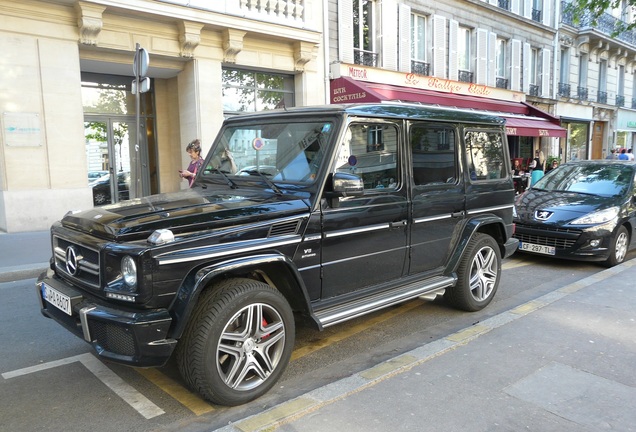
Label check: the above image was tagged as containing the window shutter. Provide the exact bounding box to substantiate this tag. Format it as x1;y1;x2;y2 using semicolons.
338;0;354;63
511;0;520;14
524;0;532;19
448;20;458;81
488;32;496;87
382;0;398;71
542;0;552;26
522;42;531;92
398;4;411;72
541;48;551;97
510;39;521;91
476;28;489;85
433;15;447;78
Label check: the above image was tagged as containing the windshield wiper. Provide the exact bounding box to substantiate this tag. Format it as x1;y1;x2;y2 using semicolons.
212;167;238;189
242;169;283;195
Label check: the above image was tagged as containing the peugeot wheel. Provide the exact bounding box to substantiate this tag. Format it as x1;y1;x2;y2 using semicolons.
604;225;629;267
176;278;295;406
445;233;501;311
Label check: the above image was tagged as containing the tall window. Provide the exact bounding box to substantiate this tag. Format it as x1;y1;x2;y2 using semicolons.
530;48;539;85
599;60;607;93
411;14;426;62
222;68;294;114
458;27;471;71
559;48;570;96
353;0;376;65
496;38;506;78
578;53;588;100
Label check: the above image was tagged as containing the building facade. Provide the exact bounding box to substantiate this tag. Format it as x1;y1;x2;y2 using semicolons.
0;0;325;232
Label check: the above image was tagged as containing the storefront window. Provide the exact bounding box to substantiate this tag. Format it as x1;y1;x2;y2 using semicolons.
616;131;627;148
222;68;294;114
566;122;589;161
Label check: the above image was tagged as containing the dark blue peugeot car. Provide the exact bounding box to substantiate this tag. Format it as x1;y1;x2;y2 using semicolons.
514;160;636;266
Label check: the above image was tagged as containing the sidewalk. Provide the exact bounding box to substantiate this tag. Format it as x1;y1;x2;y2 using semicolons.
219;259;636;432
0;230;51;282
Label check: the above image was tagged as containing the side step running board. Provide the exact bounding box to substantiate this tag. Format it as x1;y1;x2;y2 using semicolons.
314;275;456;328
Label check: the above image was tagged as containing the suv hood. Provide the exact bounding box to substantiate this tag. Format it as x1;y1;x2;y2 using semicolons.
60;188;311;241
515;190;615;225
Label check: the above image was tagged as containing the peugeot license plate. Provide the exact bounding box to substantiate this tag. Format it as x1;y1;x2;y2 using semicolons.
518;242;555;256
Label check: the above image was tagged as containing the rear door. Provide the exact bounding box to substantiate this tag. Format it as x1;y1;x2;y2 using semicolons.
408;121;465;275
320;119;408;299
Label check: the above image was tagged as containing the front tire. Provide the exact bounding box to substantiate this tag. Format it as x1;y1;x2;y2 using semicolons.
604;225;629;267
445;233;501;311
176;278;295;406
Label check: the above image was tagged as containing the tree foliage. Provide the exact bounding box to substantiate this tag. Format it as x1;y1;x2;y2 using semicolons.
565;0;636;34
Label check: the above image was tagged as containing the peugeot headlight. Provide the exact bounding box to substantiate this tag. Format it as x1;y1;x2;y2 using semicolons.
121;255;137;288
571;206;619;225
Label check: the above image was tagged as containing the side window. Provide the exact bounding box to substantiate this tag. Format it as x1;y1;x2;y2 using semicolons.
464;130;506;180
410;123;457;186
335;121;398;190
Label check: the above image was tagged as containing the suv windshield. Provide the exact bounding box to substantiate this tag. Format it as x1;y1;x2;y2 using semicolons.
534;164;633;197
201;119;335;185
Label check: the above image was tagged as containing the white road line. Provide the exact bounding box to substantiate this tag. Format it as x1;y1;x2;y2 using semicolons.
2;353;164;419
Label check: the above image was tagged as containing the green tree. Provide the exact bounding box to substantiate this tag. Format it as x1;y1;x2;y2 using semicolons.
565;0;636;34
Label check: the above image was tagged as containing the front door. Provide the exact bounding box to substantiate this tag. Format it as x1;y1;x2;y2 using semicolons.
84;117;136;206
592;121;605;160
320;120;408;299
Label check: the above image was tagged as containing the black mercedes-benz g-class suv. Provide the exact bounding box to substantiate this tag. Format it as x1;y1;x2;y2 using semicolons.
37;103;518;406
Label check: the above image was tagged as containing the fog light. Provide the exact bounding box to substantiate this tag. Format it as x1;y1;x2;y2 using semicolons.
589;239;601;247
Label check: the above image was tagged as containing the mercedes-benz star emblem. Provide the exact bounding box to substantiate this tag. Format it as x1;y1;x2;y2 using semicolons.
534;210;553;221
65;246;80;276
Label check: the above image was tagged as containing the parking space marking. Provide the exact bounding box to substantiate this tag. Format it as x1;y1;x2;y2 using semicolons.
2;353;164;419
137;368;215;416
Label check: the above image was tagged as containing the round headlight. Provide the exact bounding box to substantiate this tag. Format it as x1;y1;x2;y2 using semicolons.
121;255;137;287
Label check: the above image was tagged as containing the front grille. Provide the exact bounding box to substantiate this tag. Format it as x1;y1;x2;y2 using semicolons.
514;224;581;250
89;320;136;357
53;237;100;288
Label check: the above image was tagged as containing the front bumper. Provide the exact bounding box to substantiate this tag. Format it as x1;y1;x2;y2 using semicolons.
36;270;177;367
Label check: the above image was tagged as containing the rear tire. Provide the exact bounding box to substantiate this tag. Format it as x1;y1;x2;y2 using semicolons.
604;225;629;267
445;233;501;311
176;278;295;406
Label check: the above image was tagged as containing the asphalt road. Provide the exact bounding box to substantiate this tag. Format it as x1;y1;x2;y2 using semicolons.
1;252;630;432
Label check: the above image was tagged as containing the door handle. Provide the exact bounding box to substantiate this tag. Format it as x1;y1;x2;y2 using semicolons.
390;220;407;228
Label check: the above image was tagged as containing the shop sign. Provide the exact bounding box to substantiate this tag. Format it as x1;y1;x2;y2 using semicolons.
2;112;42;147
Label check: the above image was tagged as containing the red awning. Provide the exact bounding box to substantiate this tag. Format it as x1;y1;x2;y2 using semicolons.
503;116;567;138
330;77;567;138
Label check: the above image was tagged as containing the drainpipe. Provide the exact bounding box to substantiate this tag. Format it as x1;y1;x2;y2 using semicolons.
552;0;564;160
323;0;331;104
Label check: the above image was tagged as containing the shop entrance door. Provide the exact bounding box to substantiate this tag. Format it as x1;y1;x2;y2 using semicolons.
84;116;137;206
591;122;605;160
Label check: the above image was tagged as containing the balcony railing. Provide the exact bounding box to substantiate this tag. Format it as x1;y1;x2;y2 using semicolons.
597;90;608;104
498;0;510;11
577;86;588;101
354;49;378;67
458;70;474;83
561;1;636;45
616;95;625;107
532;8;542;22
496;77;508;89
632;98;636;109
529;84;539;97
411;60;430;76
157;0;306;25
558;82;571;97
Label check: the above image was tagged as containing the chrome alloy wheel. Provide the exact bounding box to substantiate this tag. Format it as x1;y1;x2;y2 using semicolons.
216;303;286;391
614;230;629;264
468;245;498;302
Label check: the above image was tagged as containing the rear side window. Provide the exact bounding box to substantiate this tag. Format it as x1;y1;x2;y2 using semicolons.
464;130;507;180
410;123;457;186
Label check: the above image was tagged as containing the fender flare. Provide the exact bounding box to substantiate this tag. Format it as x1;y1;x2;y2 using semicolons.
169;253;315;339
446;215;508;274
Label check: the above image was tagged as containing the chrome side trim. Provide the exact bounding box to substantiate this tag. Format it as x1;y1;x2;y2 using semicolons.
414;214;452;224
303;234;322;242
324;223;389;239
466;204;514;215
156;236;302;265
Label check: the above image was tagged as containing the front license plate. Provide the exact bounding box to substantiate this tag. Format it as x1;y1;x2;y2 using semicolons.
42;284;72;316
518;242;555;255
